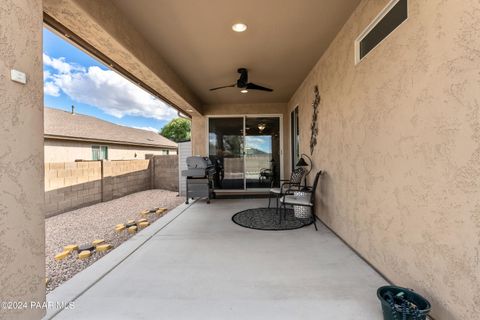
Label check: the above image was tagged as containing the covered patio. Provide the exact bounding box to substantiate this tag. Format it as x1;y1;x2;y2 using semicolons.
2;0;479;319
45;199;387;319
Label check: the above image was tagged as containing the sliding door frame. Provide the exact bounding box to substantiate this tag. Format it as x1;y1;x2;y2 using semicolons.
206;114;284;192
290;105;300;172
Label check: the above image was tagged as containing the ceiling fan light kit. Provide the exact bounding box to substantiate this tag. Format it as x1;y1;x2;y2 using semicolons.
209;68;273;93
232;23;248;32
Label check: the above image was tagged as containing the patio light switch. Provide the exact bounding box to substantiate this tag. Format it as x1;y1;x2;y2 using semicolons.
10;69;27;84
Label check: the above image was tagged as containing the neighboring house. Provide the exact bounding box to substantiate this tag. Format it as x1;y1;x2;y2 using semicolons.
44;107;177;162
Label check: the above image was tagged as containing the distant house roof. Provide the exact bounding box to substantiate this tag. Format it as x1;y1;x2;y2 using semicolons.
44;107;177;149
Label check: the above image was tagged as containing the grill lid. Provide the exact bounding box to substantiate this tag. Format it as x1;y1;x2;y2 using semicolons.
186;156;212;169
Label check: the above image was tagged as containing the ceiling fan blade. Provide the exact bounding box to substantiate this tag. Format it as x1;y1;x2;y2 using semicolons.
209;84;236;91
245;83;273;92
237;68;248;87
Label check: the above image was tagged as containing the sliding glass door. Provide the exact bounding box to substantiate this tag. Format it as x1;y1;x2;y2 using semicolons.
208;116;281;190
208;117;244;189
245;117;280;188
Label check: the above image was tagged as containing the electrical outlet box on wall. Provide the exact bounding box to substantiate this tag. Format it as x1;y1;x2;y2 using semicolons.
10;69;27;84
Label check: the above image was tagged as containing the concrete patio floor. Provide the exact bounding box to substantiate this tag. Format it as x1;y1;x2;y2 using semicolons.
46;198;388;319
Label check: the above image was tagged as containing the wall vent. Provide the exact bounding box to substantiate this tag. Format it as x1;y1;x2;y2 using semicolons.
355;0;408;64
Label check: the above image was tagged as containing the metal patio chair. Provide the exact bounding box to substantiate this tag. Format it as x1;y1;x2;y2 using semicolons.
279;170;324;231
268;166;306;213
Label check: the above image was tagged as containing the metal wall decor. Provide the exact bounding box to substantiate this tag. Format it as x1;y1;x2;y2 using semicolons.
309;85;321;155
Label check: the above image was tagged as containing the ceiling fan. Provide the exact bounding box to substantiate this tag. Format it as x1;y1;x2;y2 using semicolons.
209;68;273;92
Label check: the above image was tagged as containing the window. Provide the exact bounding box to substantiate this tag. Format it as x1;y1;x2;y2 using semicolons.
355;0;408;63
291;106;300;170
92;145;108;160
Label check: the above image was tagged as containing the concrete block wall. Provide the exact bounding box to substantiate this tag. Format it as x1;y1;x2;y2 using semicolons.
153;155;179;192
45;157;179;217
45;161;102;217
103;160;152;200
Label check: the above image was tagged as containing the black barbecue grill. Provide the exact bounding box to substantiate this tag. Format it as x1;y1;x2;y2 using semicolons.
181;156;216;204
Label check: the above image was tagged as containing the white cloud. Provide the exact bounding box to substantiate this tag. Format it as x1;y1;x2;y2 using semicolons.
44;81;60;97
43;53;84;74
43;53;177;121
132;126;159;133
44;70;51;81
245;136;271;152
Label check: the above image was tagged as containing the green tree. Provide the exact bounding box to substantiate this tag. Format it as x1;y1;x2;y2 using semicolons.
160;118;191;142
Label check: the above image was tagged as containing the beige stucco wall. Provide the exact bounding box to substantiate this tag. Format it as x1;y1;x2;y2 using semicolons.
0;0;45;319
191;103;291;175
44;139;176;162
288;0;480;319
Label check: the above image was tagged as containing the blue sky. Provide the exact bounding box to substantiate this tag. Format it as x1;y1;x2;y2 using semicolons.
43;27;177;132
245;136;272;154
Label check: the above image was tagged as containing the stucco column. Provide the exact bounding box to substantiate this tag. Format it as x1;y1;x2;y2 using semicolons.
0;1;45;319
191;115;207;156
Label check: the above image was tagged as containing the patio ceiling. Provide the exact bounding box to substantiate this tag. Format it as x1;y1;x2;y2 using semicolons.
113;0;361;105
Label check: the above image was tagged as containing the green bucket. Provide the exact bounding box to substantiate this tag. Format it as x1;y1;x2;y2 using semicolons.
377;286;431;320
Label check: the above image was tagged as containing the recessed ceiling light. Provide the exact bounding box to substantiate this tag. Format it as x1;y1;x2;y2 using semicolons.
232;23;247;32
186;109;193;112
240;89;248;93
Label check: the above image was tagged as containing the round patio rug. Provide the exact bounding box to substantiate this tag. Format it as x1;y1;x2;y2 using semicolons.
231;207;313;231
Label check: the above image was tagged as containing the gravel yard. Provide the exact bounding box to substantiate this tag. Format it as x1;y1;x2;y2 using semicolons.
46;189;183;293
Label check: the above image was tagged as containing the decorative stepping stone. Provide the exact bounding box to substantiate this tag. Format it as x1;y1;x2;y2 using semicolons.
78;250;91;260
58;240;114;262
125;222;137;228
55;251;70;261
141;207;166;216
77;244;95;252
115;211;161;234
63;244;78;253
96;244;113;252
138;221;150;228
156;208;167;215
92;239;105;246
